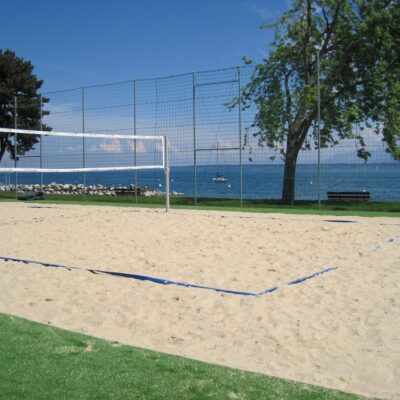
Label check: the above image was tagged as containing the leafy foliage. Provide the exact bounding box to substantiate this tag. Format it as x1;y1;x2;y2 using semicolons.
237;0;400;202
0;49;50;163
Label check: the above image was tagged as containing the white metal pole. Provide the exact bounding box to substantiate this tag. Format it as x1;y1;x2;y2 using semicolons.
81;87;86;199
317;52;321;209
40;95;43;190
14;96;18;199
133;80;138;204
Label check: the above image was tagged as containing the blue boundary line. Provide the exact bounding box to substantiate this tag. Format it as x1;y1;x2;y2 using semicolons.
287;267;337;285
1;233;397;297
362;234;400;257
0;255;335;297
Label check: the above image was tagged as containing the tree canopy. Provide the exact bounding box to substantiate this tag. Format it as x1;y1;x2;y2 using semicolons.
239;0;400;203
0;49;50;163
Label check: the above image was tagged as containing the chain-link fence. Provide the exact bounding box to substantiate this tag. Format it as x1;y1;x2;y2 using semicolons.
1;65;399;204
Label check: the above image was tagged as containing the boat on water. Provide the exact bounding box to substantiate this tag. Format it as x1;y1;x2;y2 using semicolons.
212;134;227;183
213;173;228;183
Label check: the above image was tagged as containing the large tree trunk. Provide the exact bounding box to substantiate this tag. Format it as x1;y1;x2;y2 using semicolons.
281;142;301;205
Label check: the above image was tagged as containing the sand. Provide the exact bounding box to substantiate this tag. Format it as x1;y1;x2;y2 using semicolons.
0;202;399;399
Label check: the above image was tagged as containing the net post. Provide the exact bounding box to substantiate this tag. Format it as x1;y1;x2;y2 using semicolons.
164;135;170;212
14;96;18;199
133;80;138;205
81;87;86;200
40;95;43;190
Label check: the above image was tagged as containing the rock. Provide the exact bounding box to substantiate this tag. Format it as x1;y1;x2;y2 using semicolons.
3;182;177;198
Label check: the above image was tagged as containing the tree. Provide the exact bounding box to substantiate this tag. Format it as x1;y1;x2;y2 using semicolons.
0;49;50;164
238;0;400;204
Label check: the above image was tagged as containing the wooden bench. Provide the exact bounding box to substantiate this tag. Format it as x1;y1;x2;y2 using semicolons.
327;191;370;202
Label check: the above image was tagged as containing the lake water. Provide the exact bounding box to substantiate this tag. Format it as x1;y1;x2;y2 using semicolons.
2;163;399;201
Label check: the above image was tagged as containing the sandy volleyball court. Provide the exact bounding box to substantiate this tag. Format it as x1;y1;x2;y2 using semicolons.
0;202;399;399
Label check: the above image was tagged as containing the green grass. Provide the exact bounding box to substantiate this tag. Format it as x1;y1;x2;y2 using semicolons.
1;192;400;217
0;314;368;400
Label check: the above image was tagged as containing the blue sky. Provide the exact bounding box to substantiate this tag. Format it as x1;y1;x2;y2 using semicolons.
1;0;393;166
2;0;288;92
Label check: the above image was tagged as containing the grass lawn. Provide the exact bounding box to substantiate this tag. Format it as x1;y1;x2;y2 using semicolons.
0;314;368;400
0;192;400;217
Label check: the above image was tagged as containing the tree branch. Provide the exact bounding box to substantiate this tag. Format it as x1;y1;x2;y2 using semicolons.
303;0;312;86
320;2;341;56
284;69;293;126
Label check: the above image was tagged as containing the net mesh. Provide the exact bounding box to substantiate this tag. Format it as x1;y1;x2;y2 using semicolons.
0;129;165;173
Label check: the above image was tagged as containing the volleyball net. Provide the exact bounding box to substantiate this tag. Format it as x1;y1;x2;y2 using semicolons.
0;128;170;211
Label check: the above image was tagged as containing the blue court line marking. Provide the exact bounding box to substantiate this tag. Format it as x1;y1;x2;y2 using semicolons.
287;267;337;285
0;256;271;297
362;234;400;257
1;233;397;297
0;255;335;297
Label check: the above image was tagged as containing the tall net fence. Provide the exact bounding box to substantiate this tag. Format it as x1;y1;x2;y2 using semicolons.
0;65;399;203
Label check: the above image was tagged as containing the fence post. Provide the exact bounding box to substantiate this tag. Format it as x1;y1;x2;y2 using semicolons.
14;96;18;199
133;80;138;204
164;135;170;212
81;87;86;199
192;73;197;205
40;95;43;190
237;67;243;208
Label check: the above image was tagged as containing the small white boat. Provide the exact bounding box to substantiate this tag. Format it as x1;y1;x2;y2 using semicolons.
213;174;228;183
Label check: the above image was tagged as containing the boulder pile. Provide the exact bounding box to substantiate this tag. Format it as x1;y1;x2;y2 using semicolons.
0;183;183;197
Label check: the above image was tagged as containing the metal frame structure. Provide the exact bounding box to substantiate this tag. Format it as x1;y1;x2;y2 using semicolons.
4;66;396;205
192;68;243;206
